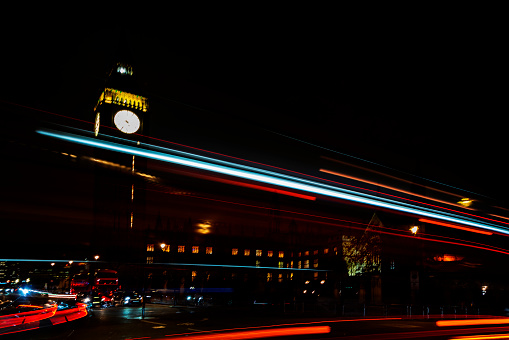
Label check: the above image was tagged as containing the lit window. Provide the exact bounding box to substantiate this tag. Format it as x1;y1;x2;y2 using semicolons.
290;261;294;268
278;251;284;258
314;259;319;268
278;273;283;283
255;260;261;267
298;261;302;269
232;248;238;255
192;246;199;254
304;251;309;256
178;245;185;253
313;250;319;255
192;271;197;281
290;273;293;280
278;261;284;268
304;260;310;268
267;273;272;282
206;247;213;255
267;251;273;257
146;257;153;264
256;249;262;257
147;244;154;252
324;248;329;254
244;249;250;256
162;244;170;252
314;272;319;279
298;252;302;257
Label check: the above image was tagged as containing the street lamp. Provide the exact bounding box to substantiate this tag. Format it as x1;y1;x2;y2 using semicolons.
458;198;473;207
409;226;419;235
160;243;166;250
94;255;100;260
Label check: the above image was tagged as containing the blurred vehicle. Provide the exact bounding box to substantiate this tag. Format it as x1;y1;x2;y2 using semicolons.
112;291;142;306
91;291;113;308
76;292;93;307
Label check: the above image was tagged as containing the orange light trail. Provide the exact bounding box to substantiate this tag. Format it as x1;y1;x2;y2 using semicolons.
321;169;466;209
451;334;509;339
419;218;493;235
437;318;509;327
322;155;466;198
159;317;401;339
160;326;331;339
143;186;509;256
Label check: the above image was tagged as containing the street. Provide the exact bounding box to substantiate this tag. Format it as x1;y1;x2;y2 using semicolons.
5;303;509;339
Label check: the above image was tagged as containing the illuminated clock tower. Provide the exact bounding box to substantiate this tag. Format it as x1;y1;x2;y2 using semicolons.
92;59;149;261
93;62;149;137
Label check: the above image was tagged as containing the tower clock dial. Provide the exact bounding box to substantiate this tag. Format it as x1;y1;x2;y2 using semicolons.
114;110;140;134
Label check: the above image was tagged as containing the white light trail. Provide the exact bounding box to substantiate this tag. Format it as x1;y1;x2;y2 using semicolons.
37;129;509;235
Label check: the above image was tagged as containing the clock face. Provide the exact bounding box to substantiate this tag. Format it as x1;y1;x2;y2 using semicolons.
94;112;100;136
114;110;140;134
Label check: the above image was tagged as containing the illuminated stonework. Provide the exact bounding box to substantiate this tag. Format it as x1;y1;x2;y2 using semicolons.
95;88;148;112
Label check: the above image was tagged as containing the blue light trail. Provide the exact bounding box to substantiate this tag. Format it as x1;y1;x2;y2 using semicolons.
36;129;509;236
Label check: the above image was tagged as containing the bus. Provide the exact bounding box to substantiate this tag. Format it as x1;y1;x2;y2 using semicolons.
93;269;119;295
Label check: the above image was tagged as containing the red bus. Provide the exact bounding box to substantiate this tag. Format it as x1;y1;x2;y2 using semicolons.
93;269;119;295
70;273;91;294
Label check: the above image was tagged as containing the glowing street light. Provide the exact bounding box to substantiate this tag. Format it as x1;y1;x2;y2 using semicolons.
458;198;473;207
410;226;419;235
94;255;100;260
160;243;166;249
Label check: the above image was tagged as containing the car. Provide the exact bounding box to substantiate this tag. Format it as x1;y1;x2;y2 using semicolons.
112;291;143;306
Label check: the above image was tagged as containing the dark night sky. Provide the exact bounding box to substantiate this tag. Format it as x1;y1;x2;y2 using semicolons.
2;11;507;204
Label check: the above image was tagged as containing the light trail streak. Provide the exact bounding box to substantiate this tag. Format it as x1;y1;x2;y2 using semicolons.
419;218;493;235
161;317;400;339
269;130;488;197
152;262;329;271
159;326;331;339
437;318;509;327
64;125;509;229
322;155;469;199
144;186;509;254
321;168;465;209
133;184;509;257
36;129;509;236
451;334;509;339
172;170;316;200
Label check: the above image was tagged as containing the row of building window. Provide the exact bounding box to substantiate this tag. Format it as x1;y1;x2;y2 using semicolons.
147;244;336;257
146;256;318;269
144;269;322;284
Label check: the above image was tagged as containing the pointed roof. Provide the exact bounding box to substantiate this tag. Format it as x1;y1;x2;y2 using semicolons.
103;30;144;96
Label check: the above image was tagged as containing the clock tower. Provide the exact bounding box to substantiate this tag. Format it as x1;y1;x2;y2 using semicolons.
93;61;149;137
92;59;149;262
